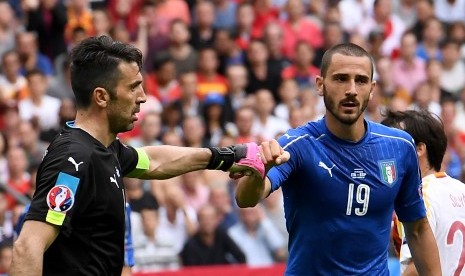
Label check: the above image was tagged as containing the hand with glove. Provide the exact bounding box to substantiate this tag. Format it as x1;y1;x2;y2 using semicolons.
207;141;290;180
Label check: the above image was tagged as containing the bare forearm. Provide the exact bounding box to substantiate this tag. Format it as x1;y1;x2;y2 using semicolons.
404;218;441;275
10;244;43;276
142;146;211;179
235;175;270;208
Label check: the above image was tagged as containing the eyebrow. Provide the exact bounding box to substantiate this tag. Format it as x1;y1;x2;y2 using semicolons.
129;80;143;89
332;73;370;79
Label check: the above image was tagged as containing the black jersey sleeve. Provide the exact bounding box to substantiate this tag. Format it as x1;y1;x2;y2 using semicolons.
25;136;91;234
112;139;140;177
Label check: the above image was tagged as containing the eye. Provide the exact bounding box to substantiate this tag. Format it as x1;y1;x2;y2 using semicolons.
355;77;369;85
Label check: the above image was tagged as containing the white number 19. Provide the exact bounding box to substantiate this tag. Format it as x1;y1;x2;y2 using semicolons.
346;183;370;216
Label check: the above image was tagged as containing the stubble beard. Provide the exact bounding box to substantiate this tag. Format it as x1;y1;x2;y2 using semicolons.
322;85;370;126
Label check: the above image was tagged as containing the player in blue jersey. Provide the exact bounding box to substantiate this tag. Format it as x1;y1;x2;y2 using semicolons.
235;43;441;275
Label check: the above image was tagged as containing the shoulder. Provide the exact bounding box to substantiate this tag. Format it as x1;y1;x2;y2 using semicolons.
369;121;416;149
44;128;97;168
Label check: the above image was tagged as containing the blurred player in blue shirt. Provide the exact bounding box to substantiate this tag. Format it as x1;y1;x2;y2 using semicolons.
234;43;441;275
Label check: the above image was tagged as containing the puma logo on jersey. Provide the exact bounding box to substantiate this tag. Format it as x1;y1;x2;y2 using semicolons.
283;133;298;139
110;174;119;188
68;157;84;172
319;161;335;177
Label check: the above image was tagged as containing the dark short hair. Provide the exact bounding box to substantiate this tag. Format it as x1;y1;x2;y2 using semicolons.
381;109;447;171
70;35;143;108
320;43;374;79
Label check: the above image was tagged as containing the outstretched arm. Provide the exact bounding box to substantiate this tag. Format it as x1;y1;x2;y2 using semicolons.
139;146;212;179
134;143;262;180
403;217;441;276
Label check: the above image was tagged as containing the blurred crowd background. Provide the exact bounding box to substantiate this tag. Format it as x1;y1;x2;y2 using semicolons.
0;0;464;273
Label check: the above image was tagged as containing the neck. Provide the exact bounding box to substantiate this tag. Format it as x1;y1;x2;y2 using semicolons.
325;115;366;142
74;110;115;147
200;232;215;245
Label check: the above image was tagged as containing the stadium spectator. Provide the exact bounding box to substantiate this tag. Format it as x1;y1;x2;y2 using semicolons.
233;2;255;51
0;1;18;63
180;204;245;266
144;53;180;105
209;184;238;231
279;0;323;59
201;93;229;147
154;184;197;270
228;205;286;266
391;32;427;97
39;98;75;144
47;58;74;100
250;0;279;39
245;39;282;100
17;119;49;169
196;47;228;100
92;8;112;37
424;59;443;103
0;50;28;103
162;19;198;76
416;17;443;61
263;22;289;72
281;41;319;88
441;98;464;180
64;0;93;42
5;146;31;210
252;89;290;142
0;133;8;184
128;111;163;148
358;0;406;57
15;31;54;76
182;115;209;148
408;81;441;117
213;29;245;75
172;71;201;120
314;21;348;68
190;1;217;50
224;64;250;120
18;69;61;130
433;0;465;24
261;189;288;249
439;39;465;96
212;0;237;30
124;177;160;272
275;79;300;121
180;171;209;213
0;241;12;275
409;0;435;42
24;0;67;61
447;21;465;60
234;106;257;144
0;188;14;243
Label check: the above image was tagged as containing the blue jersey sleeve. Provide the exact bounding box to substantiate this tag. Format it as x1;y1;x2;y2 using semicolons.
394;139;426;222
268;129;305;192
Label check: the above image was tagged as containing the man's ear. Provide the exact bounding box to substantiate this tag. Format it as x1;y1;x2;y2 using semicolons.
94;87;110;108
416;142;427;158
369;81;376;101
316;75;324;96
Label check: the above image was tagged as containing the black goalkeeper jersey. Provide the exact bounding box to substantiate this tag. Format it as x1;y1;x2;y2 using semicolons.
26;122;139;275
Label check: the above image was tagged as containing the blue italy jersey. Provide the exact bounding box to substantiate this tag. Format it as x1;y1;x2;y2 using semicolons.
268;118;426;275
124;202;135;267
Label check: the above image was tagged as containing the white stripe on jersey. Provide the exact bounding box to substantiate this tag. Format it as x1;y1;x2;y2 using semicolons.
282;134;309;150
371;132;417;152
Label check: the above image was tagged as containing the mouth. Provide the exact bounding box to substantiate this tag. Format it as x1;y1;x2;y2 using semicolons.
340;101;359;111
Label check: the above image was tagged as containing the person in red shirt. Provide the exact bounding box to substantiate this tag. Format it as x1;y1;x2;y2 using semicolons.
279;0;323;59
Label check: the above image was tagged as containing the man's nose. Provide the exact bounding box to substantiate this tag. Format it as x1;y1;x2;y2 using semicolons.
138;87;147;103
345;80;358;96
